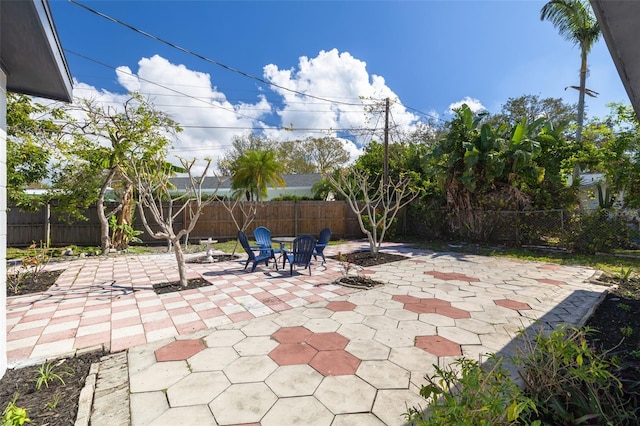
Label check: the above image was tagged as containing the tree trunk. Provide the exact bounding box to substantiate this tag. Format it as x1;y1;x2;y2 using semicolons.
97;169;118;255
576;47;588;144
112;183;134;250
172;238;188;287
97;195;110;255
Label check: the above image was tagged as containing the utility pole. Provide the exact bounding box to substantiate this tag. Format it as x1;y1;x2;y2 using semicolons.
383;97;390;187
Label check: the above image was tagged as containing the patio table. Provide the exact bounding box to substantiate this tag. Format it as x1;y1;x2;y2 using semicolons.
272;236;296;251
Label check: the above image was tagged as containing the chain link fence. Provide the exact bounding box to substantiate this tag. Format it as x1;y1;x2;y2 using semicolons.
404;205;640;253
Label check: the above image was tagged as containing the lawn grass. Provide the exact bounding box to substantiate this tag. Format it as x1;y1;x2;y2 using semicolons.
414;239;640;277
10;237;638;279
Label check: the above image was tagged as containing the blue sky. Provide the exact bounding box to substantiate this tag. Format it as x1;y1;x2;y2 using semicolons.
49;0;630;170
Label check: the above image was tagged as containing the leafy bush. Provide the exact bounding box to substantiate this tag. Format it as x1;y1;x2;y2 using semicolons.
405;356;538;425
568;209;637;254
515;325;638;425
407;325;638;425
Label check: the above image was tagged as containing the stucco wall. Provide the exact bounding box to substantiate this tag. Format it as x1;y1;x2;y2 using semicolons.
1;70;7;378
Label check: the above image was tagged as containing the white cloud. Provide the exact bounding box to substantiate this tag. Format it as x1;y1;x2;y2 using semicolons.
68;50;423;175
447;97;486;115
262;49;420;145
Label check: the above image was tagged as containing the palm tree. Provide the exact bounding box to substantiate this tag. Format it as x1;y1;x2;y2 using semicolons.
231;149;285;201
541;0;600;144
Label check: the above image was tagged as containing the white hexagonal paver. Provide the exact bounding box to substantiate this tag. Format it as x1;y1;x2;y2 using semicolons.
385;309;419;321
130;391;168;426
397;320;437;336
373;328;415;347
372;389;427;426
455;317;497;334
148;405;216;425
275;313;309;327
330;311;365;324
302;307;334;319
437;326;482;345
354;304;386;316
356;360;410;389
233;336;279;356
241;319;281;336
389;346;438;372
128;339;173;375
374;299;404;310
418;313;456;326
304;318;340;332
332;413;387;426
314;375;376;414
265;365;324;397
363;315;398;331
209;382;277;425
130;361;190;393
337;323;376;341
188;347;239;372
203;329;246;347
223;355;278;383
345;339;390;360
167;371;230;406
261;396;333;425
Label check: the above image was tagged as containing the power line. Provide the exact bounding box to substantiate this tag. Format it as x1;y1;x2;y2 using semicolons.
69;0;369;107
65;49;283;130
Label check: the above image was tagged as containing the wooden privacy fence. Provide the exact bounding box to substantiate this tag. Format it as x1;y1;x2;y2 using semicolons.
7;201;364;247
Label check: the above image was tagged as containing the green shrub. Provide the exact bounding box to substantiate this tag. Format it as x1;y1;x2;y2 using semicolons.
405;356;538;425
407;325;638;425
515;325;638;425
568;209;637;254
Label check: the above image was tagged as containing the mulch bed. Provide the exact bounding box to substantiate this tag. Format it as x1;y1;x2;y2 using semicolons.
0;350;108;426
329;250;408;289
4;248;640;423
152;277;215;294
584;275;640;408
6;270;63;297
329;250;408;267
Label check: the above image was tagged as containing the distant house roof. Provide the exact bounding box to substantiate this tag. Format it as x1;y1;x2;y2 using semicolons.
170;173;323;193
1;0;72;101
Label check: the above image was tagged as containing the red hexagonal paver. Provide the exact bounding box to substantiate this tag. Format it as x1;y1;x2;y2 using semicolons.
155;339;205;362
271;326;313;343
307;332;349;351
415;335;461;357
310;350;361;376
420;298;452;308
537;278;566;285
325;301;356;312
424;271;480;282
435;306;471;319
269;342;318;366
404;303;436;314
495;299;531;310
392;295;422;305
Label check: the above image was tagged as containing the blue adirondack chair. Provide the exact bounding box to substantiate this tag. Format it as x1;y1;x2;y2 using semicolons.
253;226;281;261
282;234;316;275
313;227;331;265
238;231;276;272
